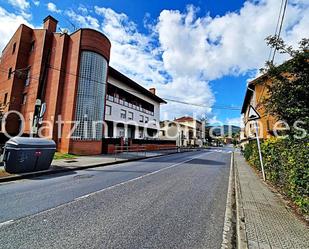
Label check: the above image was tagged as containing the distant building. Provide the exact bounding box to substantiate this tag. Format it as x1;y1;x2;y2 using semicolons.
160;116;204;147
0;15;167;155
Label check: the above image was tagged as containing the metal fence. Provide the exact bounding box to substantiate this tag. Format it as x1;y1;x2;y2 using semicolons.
113;145;204;161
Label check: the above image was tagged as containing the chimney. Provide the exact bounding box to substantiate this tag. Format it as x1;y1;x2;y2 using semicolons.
149;88;156;95
43;15;58;33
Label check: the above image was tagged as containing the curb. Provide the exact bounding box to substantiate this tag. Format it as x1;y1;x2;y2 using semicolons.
221;152;236;249
0;150;201;183
234;155;248;249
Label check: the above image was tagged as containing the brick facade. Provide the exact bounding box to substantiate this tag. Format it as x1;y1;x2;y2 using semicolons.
0;16;111;155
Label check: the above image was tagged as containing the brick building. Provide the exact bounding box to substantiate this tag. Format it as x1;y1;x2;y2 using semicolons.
0;15;167;155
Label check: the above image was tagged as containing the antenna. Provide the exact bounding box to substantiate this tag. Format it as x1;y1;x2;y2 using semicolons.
64;17;77;32
58;27;69;34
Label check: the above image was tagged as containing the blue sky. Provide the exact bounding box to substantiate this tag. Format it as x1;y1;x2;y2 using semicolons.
11;0;247;27
0;0;308;126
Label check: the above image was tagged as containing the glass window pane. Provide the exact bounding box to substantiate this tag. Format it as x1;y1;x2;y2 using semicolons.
73;51;108;140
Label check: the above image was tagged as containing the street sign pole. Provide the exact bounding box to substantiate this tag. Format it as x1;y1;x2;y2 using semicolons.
254;120;266;181
247;105;266;181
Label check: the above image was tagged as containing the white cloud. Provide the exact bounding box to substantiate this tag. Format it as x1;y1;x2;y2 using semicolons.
156;1;309;81
32;0;40;6
8;0;30;10
72;1;308;120
0;7;32;53
207;116;222;126
93;6;214;118
225;116;244;128
47;2;61;13
77;5;88;15
1;1;308;122
66;9;100;30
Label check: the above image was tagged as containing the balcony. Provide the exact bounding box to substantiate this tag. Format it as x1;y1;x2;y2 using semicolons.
106;95;154;116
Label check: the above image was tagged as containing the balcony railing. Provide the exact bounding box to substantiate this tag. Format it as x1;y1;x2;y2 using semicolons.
106;95;154;116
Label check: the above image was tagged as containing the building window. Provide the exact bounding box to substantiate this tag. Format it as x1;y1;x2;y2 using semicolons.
106;105;111;115
139;130;144;138
139;115;144;123
128;112;133;120
25;68;30;86
3;93;8;105
120;109;126;119
118;128;125;137
30;41;35;52
12;43;16;54
22;94;27;105
8;68;12;79
153;119;156;123
73;51;108;140
145;117;149;123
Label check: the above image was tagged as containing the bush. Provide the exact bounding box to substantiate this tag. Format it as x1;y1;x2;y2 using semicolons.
244;136;309;214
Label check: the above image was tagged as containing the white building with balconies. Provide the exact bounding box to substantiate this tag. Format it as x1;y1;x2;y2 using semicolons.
104;67;166;140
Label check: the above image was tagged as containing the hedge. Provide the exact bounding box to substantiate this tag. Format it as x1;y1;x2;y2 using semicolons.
244;136;309;214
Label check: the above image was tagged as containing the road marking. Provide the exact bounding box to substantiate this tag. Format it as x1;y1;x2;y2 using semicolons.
1;150;216;225
73;151;213;201
0;219;14;228
74;194;91;201
31;152;212;215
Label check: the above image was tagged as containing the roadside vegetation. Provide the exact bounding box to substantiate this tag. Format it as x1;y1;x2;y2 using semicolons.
53;152;76;160
244;37;309;215
261;36;309;133
244;137;309;214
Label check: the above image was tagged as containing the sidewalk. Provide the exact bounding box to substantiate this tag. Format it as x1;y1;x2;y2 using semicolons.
0;149;177;182
234;152;309;249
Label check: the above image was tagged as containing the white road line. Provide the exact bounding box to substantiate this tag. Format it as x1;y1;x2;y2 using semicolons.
1;151;215;225
74;151;214;201
74;194;91;201
0;219;14;228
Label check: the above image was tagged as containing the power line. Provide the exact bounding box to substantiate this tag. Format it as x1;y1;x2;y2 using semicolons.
48;65;241;111
1;65;241;111
162;98;241;110
271;0;288;63
268;0;285;62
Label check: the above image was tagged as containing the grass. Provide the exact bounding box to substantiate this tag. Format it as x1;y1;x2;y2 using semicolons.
53;152;77;160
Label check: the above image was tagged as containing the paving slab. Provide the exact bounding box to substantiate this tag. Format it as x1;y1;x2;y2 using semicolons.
234;152;309;249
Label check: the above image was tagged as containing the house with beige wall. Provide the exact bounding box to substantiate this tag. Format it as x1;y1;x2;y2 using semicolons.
160;116;204;147
241;74;278;147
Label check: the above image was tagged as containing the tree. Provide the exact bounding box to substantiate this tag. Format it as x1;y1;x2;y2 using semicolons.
261;36;309;133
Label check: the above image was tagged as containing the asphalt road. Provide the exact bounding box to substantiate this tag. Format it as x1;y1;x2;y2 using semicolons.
0;149;232;249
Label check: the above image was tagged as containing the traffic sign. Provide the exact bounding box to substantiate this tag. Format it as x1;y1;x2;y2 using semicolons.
247;105;265;181
248;105;261;121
